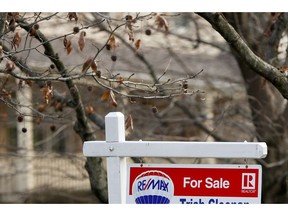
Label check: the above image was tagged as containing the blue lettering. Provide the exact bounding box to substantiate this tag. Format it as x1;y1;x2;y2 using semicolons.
180;198;186;204
179;198;205;204
148;179;158;190
159;180;169;192
208;198;250;204
208;198;216;204
137;179;169;192
137;179;146;191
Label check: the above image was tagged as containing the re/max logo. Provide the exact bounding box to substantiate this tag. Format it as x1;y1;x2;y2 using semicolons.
137;178;169;192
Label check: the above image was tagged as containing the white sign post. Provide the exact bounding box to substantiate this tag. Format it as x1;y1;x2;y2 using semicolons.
83;112;267;204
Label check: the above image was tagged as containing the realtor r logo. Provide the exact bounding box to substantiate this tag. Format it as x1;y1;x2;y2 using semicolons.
242;173;256;189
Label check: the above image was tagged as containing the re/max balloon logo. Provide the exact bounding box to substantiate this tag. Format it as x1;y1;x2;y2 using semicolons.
137;178;169;192
132;170;174;204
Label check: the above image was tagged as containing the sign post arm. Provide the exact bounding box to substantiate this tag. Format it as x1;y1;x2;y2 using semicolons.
84;141;267;159
105;112;127;204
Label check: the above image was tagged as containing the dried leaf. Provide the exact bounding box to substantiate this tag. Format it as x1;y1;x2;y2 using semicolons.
155;15;169;32
5;60;15;73
101;90;118;107
8;18;16;32
63;36;68;47
12;32;21;48
82;58;93;73
78;31;86;51
109;90;118;107
125;15;136;42
125;114;134;130
29;28;36;37
25;80;33;87
40;85;53;104
63;36;73;55
66;44;72;55
8;12;20;19
128;31;134;42
91;60;97;72
81;57;97;72
1;89;12;100
65;40;72;55
101;90;110;101
135;39;141;50
107;35;117;49
277;65;288;72
125;15;134;31
86;104;94;114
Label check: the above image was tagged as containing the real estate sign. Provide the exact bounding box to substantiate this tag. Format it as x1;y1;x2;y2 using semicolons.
127;164;262;204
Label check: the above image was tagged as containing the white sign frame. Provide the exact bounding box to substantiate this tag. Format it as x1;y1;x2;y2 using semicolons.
83;112;268;204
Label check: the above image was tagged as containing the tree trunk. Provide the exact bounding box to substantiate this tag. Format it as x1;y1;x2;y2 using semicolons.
225;13;288;203
73;120;108;203
10;16;109;203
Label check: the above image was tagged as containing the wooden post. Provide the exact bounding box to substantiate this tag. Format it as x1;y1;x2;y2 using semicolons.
105;112;127;204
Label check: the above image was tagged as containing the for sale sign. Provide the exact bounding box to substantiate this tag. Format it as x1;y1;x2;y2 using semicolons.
126;164;262;204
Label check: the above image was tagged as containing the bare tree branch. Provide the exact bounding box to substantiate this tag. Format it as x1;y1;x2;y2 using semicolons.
13;15;109;203
174;101;228;142
197;12;288;100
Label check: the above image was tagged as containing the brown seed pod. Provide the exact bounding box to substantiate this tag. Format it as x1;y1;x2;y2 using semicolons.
96;70;101;78
145;29;152;35
125;15;133;21
50;125;56;132
33;24;40;30
17;115;24;122
183;81;188;89
38;104;46;113
152;106;158;113
106;44;111;50
73;26;80;34
111;55;117;62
